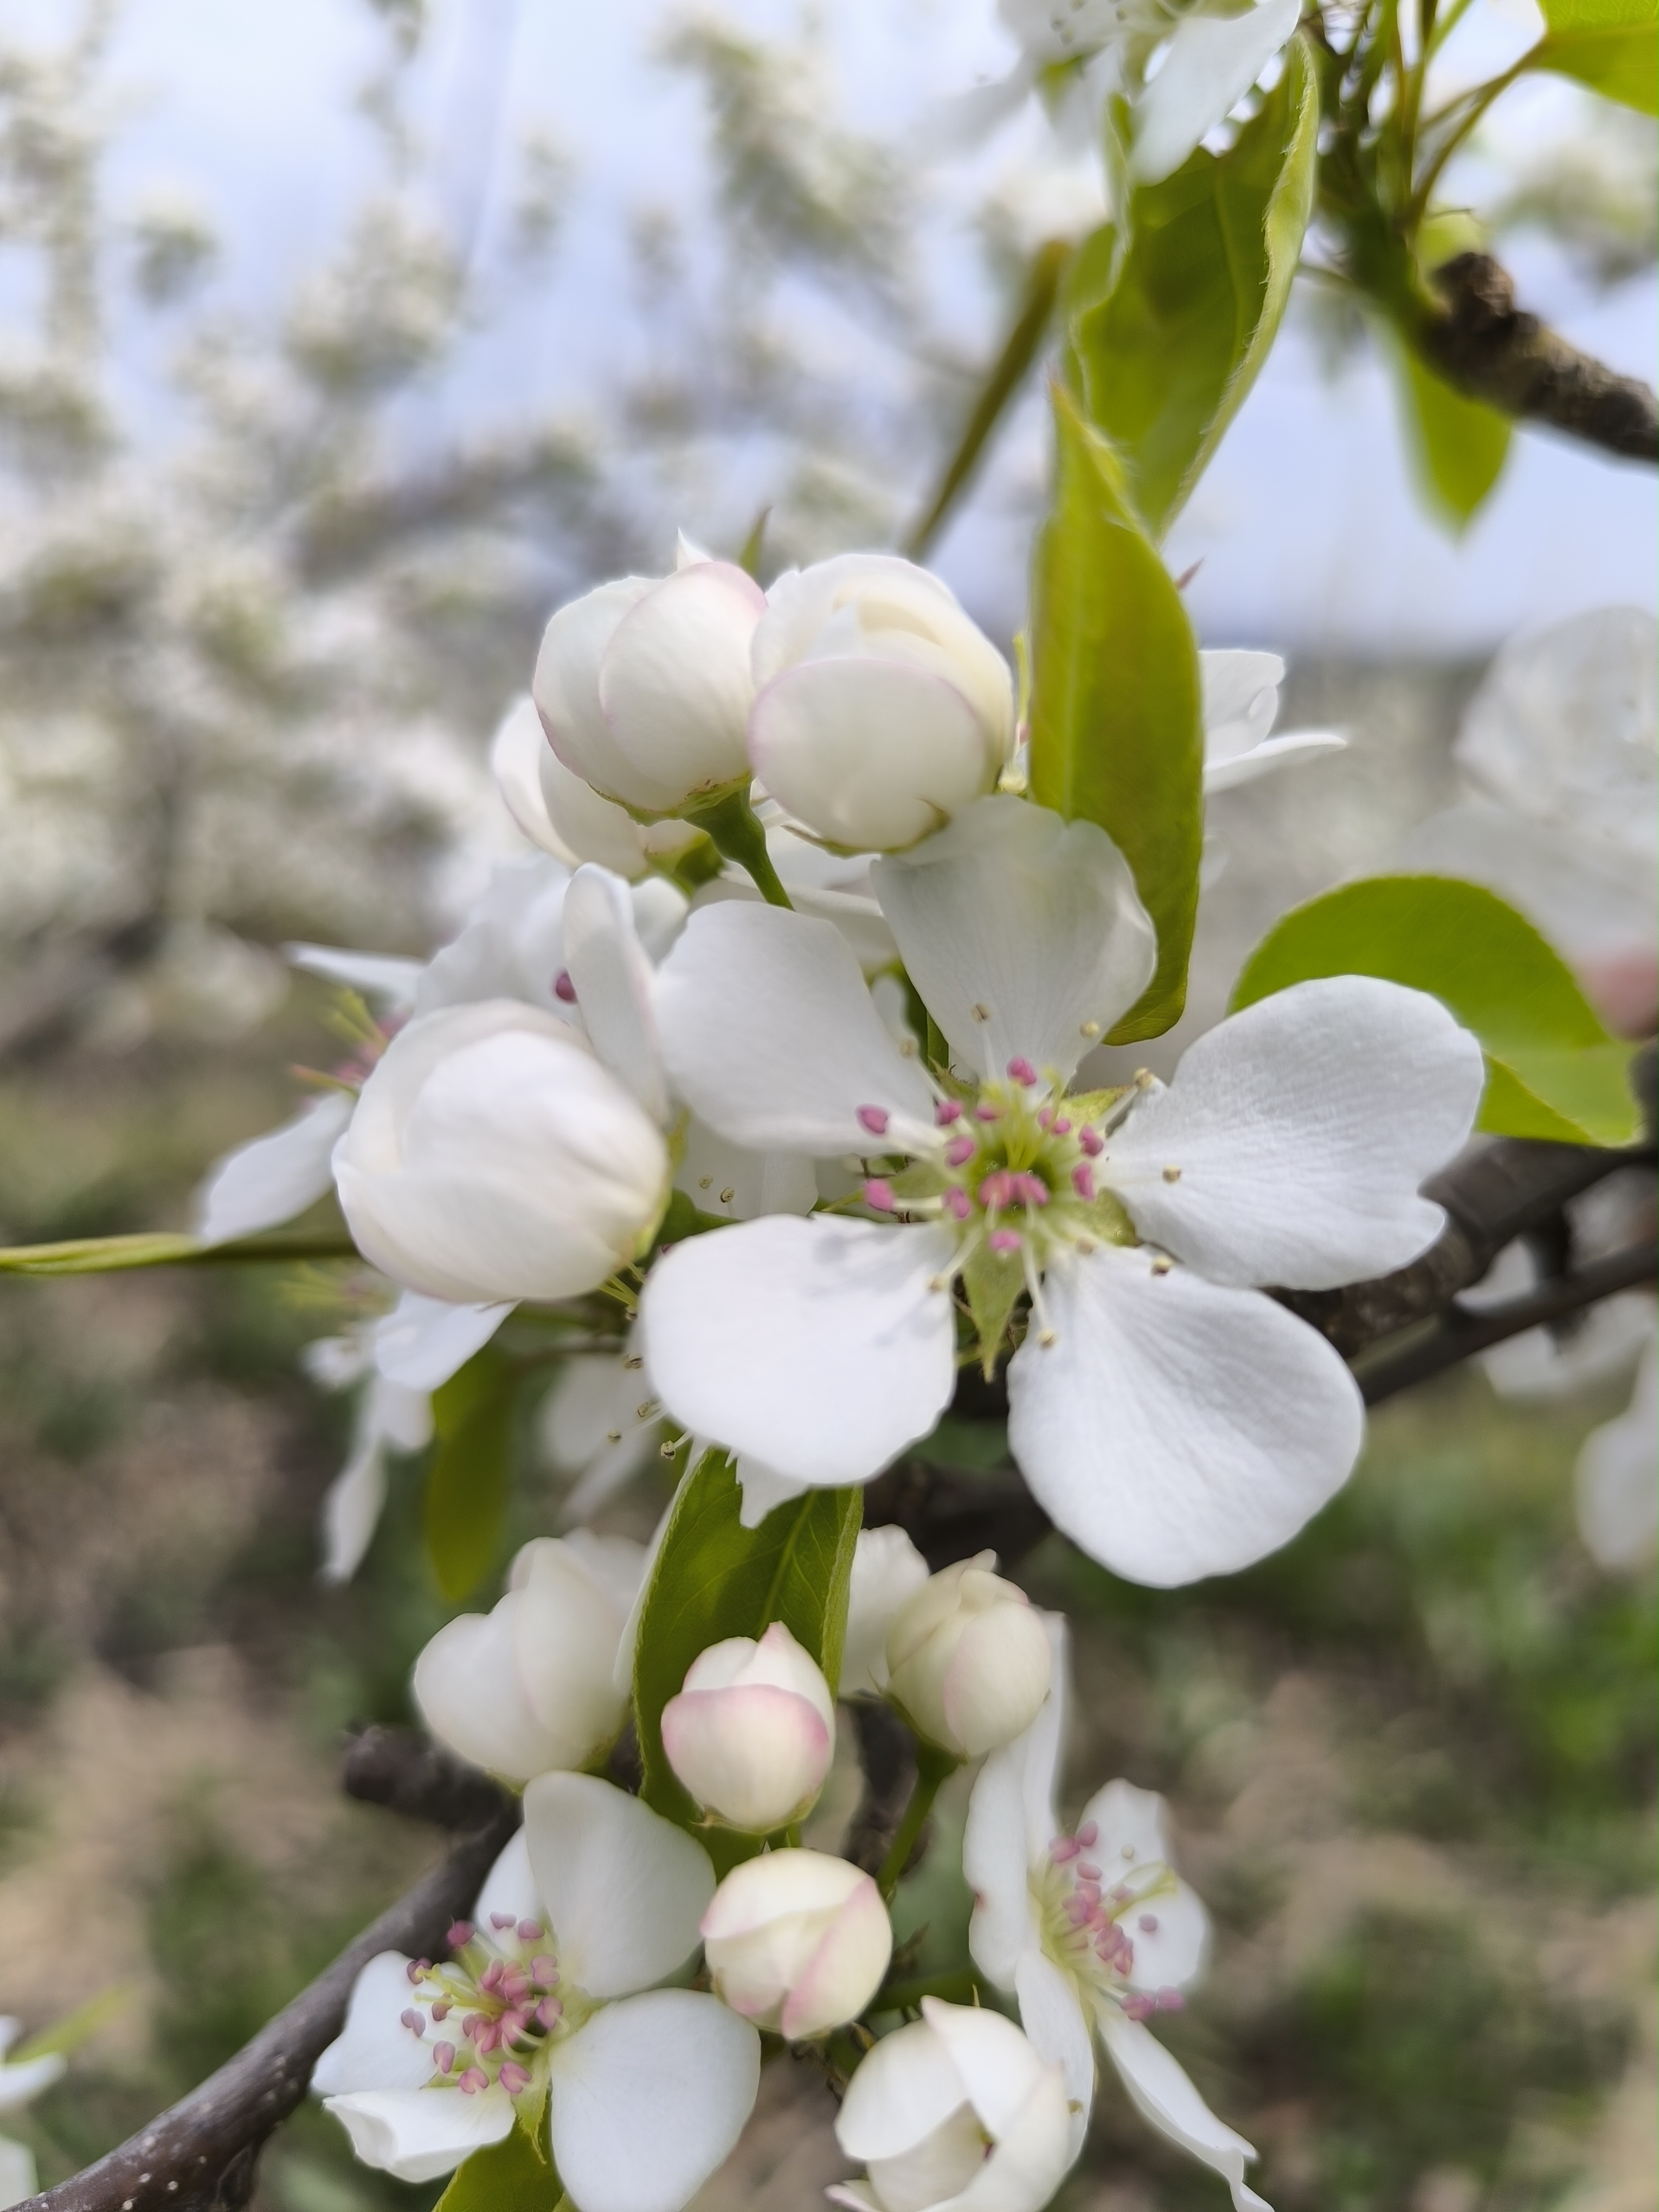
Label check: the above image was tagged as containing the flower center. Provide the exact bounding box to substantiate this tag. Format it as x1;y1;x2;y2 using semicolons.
401;1913;589;2099
1031;1821;1186;2024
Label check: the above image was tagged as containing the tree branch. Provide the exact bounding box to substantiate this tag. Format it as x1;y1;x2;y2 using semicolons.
1418;253;1659;464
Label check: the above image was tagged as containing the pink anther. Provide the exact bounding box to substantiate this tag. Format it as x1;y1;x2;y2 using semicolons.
1072;1163;1096;1200
945;1135;975;1167
1156;1988;1185;2012
536;1997;564;2030
490;1913;516;1932
447;1921;474;1949
531;1957;559;1987
458;2067;490;2095
1078;1127;1104;1156
864;1179;896;1213
1050;1836;1082;1863
856;1105;890;1137
944;1186;972;1220
517;1920;544;1943
430;2001;451;2023
434;2041;456;2075
980;1169;1013;1209
1007;1057;1038;1085
934;1098;963;1126
400;2008;425;2037
1139;1913;1159;1933
1010;1172;1048;1206
554;969;577;1004
989;1229;1022;1255
974;1102;1001;1122
1050;1117;1071;1135
1077;1822;1098;1847
499;2062;531;2095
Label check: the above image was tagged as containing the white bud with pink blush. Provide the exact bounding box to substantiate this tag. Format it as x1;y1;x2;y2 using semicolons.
701;1849;892;2040
885;1552;1053;1760
532;554;764;819
661;1621;835;1831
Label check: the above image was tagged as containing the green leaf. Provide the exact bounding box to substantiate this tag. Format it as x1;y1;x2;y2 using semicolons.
434;2123;561;2212
1386;332;1512;531
1027;385;1205;1043
426;1343;519;1603
1529;0;1658;112
1063;36;1319;538
633;1450;861;1851
1229;875;1644;1147
0;1228;357;1276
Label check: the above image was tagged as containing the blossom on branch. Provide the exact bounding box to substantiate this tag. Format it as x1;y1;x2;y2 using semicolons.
662;1621;837;1831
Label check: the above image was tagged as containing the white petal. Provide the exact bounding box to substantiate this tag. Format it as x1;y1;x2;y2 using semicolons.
736;1455;811;1527
286;943;424;1006
1096;2009;1266;2209
522;1772;714;2001
1015;1949;1095;2159
964;1614;1068;1988
321;2085;512;2183
413;1603;569;1783
1105;977;1484;1290
372;1292;514;1392
312;1952;434;2097
835;2016;974;2162
0;2133;36;2209
1577;1339;1659;1571
693;872;901;976
548;1990;759;2212
640;1218;959;1488
949;2062;1077;2212
0;2051;63;2112
1008;1248;1364;1586
535;576;668;809
921;1997;1050;2141
872;798;1155;1084
599;562;763;801
472;1828;546;1933
1200;651;1283;758
564;865;668;1122
1076;1786;1210;1991
318;1426;388;1586
842;1526;931;1696
1204;732;1347;795
655;901;934;1155
1130;0;1300;184
492;692;580;860
676;1117;818;1224
194;1092;353;1244
412;858;572;1020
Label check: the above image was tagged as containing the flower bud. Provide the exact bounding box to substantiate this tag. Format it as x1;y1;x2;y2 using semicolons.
841;1527;929;1698
829;1998;1074;2212
413;1533;645;1783
492;695;705;880
533;560;764;818
662;1622;835;1831
701;1849;892;2040
748;553;1014;852
884;1553;1051;1760
333;1000;670;1304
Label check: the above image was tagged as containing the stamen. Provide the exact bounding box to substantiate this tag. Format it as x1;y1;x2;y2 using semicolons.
489;1915;516;1933
989;1229;1021;1255
1162;1165;1182;1183
1078;1126;1104;1157
458;2067;490;2094
434;2041;456;2074
553;970;576;1004
974;1102;1000;1122
1150;1256;1173;1276
1139;1914;1159;1933
499;2062;531;2095
1072;1162;1096;1200
864;1179;897;1213
856;1105;890;1137
934;1099;963;1126
1079;1020;1102;1039
944;1186;972;1220
400;2008;426;2036
1007;1057;1037;1085
970;1003;991;1023
945;1135;976;1167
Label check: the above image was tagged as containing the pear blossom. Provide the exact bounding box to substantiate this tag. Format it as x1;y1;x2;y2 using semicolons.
541;1336;668;1526
829;1997;1075;2212
194;1090;356;1246
747;554;1015;852
884;1553;1053;1759
964;1618;1269;2208
413;1534;647;1784
639;793;1485;1582
301;1326;435;1583
701;1849;893;2038
315;1774;759;2210
1199;652;1345;795
0;2017;67;2211
533;553;764;818
662;1621;835;1830
842;1527;932;1698
493;693;706;880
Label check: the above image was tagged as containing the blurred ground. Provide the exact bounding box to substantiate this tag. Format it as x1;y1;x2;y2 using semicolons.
0;664;1651;2212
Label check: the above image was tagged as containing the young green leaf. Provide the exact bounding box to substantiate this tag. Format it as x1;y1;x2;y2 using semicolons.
1387;334;1512;531
0;1228;356;1275
633;1449;860;1846
1064;35;1319;538
425;1343;520;1604
1028;385;1205;1043
1528;0;1658;114
434;2123;561;2212
1230;875;1645;1146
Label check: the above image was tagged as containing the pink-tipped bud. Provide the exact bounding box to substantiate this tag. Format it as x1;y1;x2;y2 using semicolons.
1072;1162;1096;1201
499;2062;531;2095
934;1098;963;1126
1007;1057;1037;1085
1078;1126;1104;1157
662;1622;835;1831
553;969;577;1004
447;1921;474;1949
434;2041;456;2074
944;1186;972;1220
702;1850;891;2041
944;1135;975;1167
856;1104;890;1137
988;1229;1021;1254
864;1179;896;1214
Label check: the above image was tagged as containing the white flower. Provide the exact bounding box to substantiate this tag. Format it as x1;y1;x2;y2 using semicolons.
842;1527;931;1698
964;1618;1269;2208
828;1997;1075;2212
0;2016;67;2212
194;1090;355;1246
1200;652;1345;795
661;1621;835;1830
533;557;764;817
748;554;1015;853
493;694;705;880
315;1775;758;2210
639;794;1484;1585
301;1327;435;1584
884;1553;1053;1759
540;1336;667;1526
1577;1335;1659;1572
700;1849;893;2039
333;1000;671;1306
413;1535;646;1784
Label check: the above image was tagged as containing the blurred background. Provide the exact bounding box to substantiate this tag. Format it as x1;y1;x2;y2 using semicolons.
0;3;1651;2208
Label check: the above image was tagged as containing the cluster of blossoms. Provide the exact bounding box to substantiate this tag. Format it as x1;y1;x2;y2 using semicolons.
187;536;1491;2208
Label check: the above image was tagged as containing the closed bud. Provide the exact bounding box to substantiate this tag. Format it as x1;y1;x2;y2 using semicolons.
748;553;1014;852
701;1849;892;2041
333;1001;670;1305
533;558;764;818
662;1622;835;1831
885;1553;1052;1760
492;694;705;881
829;1998;1075;2212
413;1534;645;1784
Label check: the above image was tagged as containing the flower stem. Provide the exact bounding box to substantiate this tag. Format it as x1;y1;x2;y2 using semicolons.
684;788;794;909
877;1741;957;1900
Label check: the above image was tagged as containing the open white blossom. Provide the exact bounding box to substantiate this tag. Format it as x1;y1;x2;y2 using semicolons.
314;1775;759;2210
640;794;1484;1582
829;1997;1075;2212
965;1618;1269;2208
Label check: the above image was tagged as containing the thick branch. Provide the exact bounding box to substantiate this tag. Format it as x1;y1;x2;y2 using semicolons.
23;1786;519;2212
1419;253;1658;464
